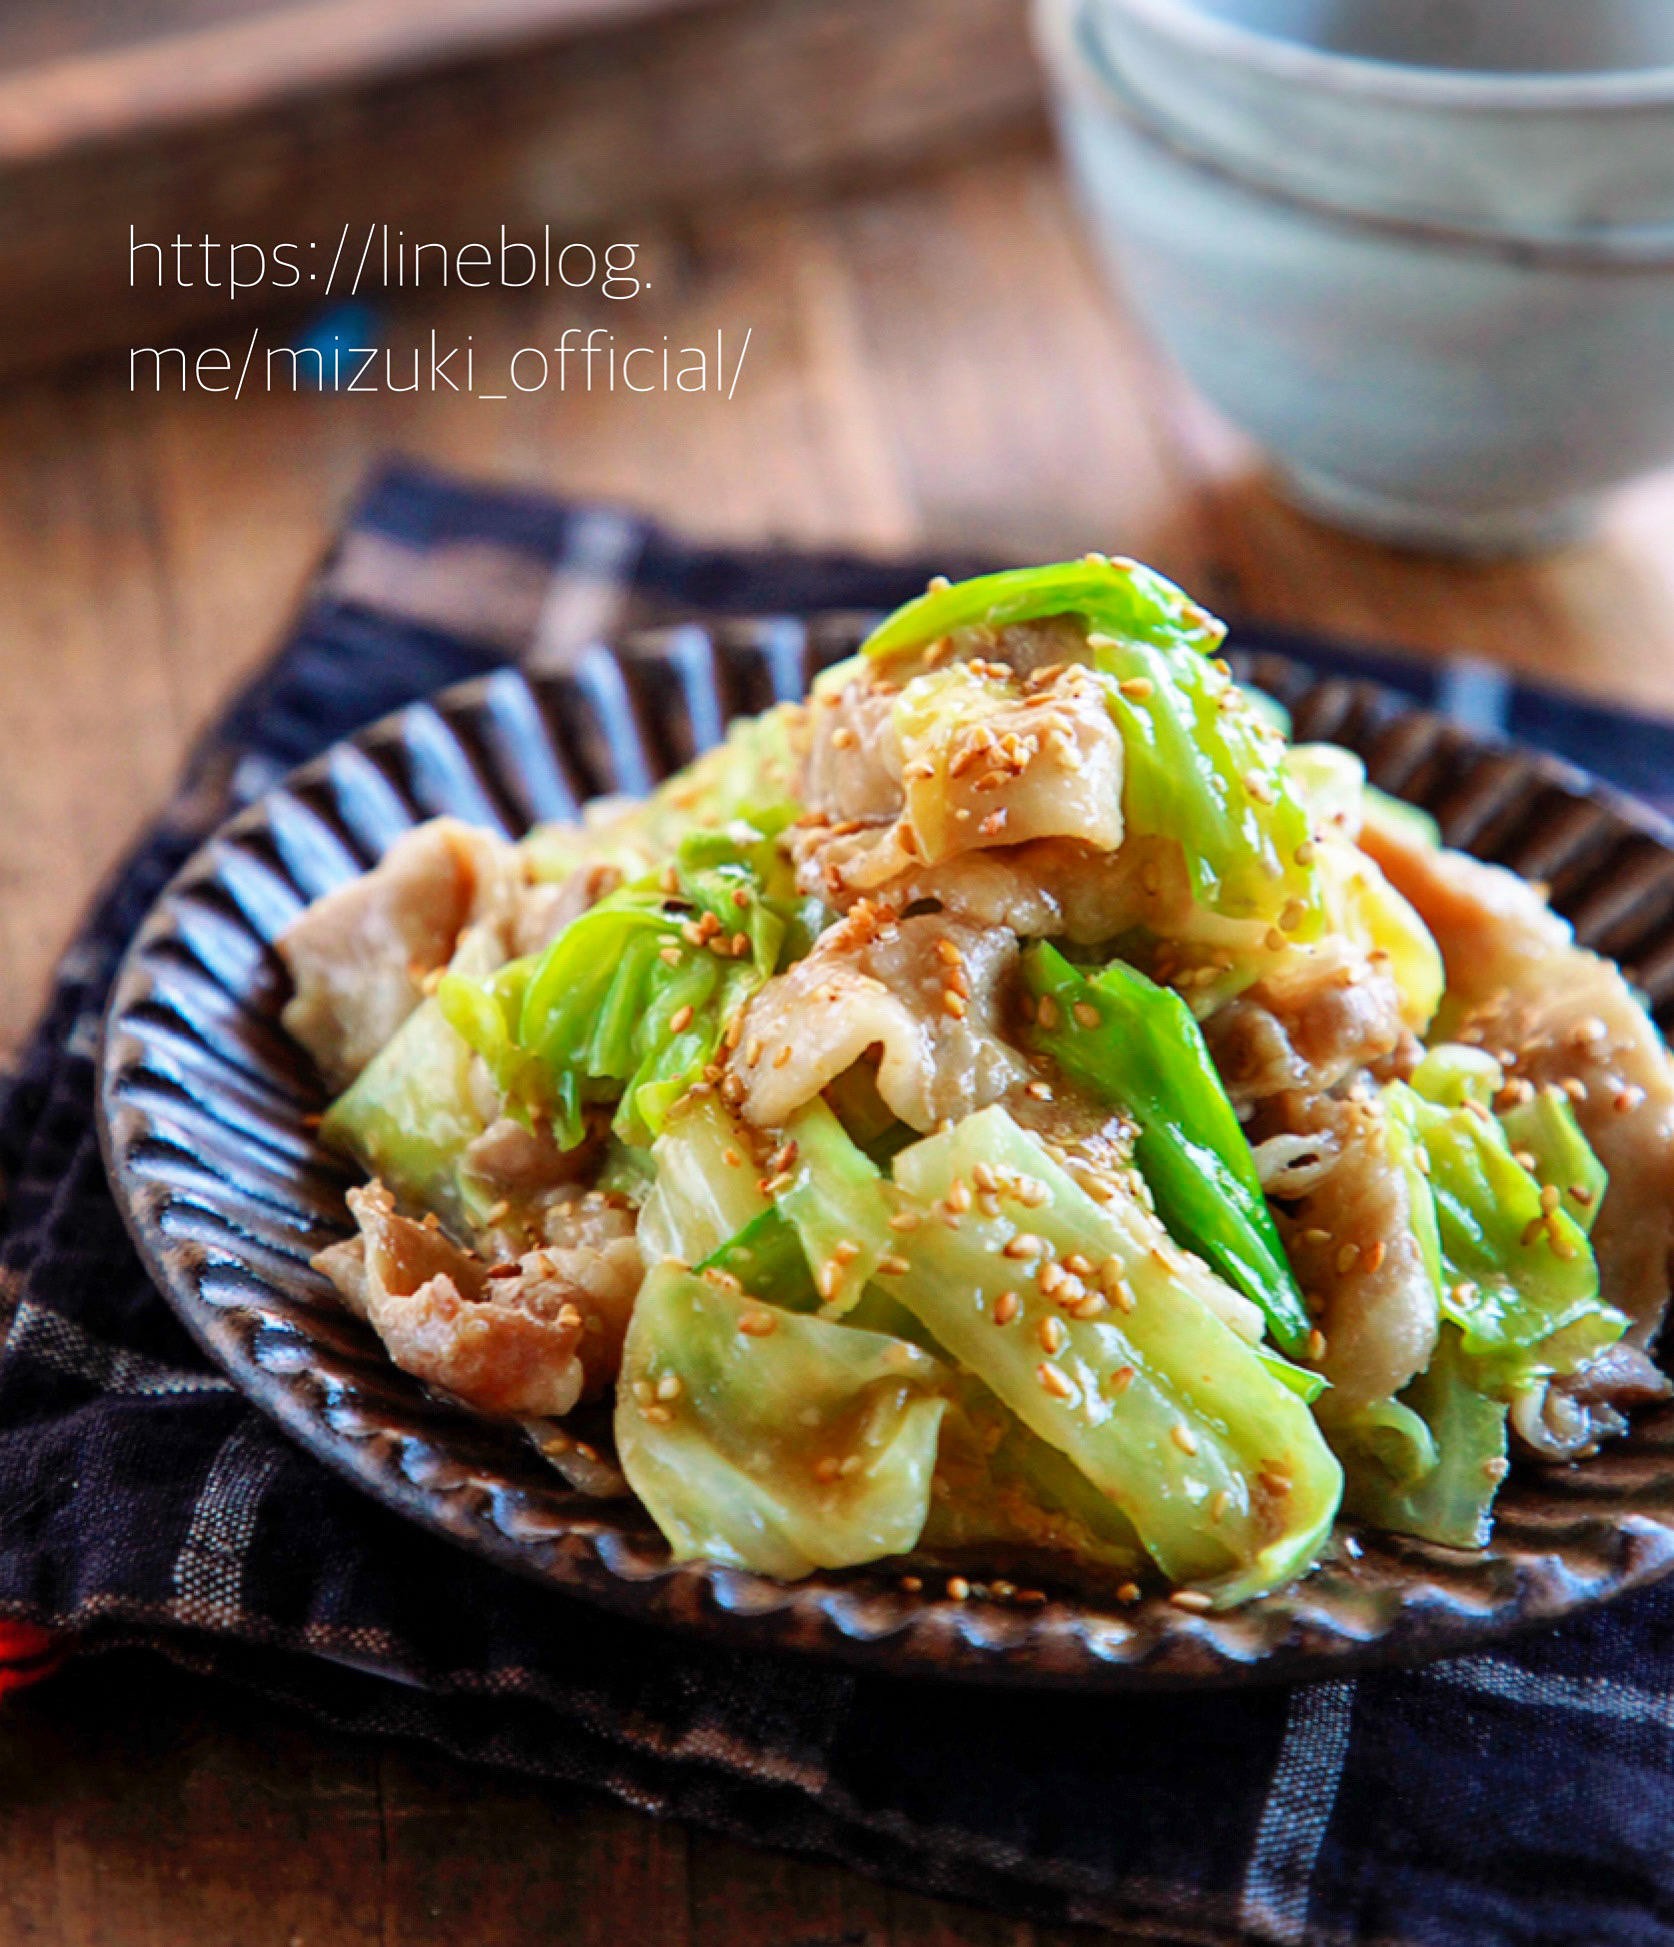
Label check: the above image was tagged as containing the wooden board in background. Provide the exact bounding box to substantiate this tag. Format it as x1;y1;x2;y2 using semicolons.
0;0;1043;382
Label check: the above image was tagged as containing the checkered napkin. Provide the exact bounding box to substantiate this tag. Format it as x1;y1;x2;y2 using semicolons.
6;460;1674;1947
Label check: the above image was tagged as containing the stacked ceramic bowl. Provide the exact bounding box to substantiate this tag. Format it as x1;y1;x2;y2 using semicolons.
1035;0;1674;552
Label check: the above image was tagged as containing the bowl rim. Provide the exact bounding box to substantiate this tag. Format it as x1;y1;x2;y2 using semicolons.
1082;0;1674;112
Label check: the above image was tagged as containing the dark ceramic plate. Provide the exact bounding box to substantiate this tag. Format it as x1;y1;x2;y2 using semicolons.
97;617;1674;1688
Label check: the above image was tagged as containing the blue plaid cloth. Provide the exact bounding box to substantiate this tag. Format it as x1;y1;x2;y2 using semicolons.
4;461;1674;1947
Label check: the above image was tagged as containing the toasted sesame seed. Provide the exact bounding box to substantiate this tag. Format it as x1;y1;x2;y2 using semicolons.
1513;1149;1539;1173
1003;1232;1046;1260
1036;995;1061;1030
738;1310;777;1338
1107;1364;1136;1396
643;1404;674;1425
1363;1240;1387;1274
1037;1362;1075;1400
1539;1183;1561;1215
1211;1489;1232;1523
1024;1080;1054;1102
1335;1243;1360;1275
1171;1422;1199;1455
946;1576;971;1601
772;1044;793;1068
1301;1227;1331;1246
993;1290;1021;1325
877;1254;910;1277
485;1199;511;1224
1568;1183;1596;1206
1072;1001;1101;1030
1307;1328;1328;1361
668;1003;695;1034
888;1210;921;1232
1118;676;1154;700
1116;1582;1142;1605
1170;1589;1213;1613
1264;927;1288;954
1483;1456;1511;1482
900;1574;924;1593
1038;1316;1066;1354
946;1178;973;1214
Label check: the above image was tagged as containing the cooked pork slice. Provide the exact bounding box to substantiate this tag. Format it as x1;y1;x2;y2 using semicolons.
869;612;1094;685
727;906;1031;1132
1205;942;1409;1112
787;828;1131;939
1280;1092;1441;1411
803;680;903;823
1512;1342;1672;1461
794;661;1125;919
471;1190;644;1388
1366;816;1674;1343
461;1114;602;1205
280;818;520;1090
316;1182;641;1418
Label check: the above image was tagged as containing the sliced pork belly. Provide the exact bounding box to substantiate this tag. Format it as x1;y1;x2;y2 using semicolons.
279;818;520;1090
1278;1092;1441;1412
1365;814;1674;1346
726;907;1030;1132
794;659;1126;923
315;1182;641;1418
1205;941;1411;1113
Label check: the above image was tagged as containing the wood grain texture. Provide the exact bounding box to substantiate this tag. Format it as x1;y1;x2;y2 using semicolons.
3;139;1674;1941
0;0;1041;379
0;1657;1103;1945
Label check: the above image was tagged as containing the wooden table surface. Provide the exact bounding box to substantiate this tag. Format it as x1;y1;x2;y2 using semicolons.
2;138;1672;1946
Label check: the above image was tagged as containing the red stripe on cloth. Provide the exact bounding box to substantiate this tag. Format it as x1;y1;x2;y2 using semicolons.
0;1620;64;1696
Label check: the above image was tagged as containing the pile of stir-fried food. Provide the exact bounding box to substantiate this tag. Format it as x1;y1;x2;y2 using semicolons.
281;559;1674;1609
